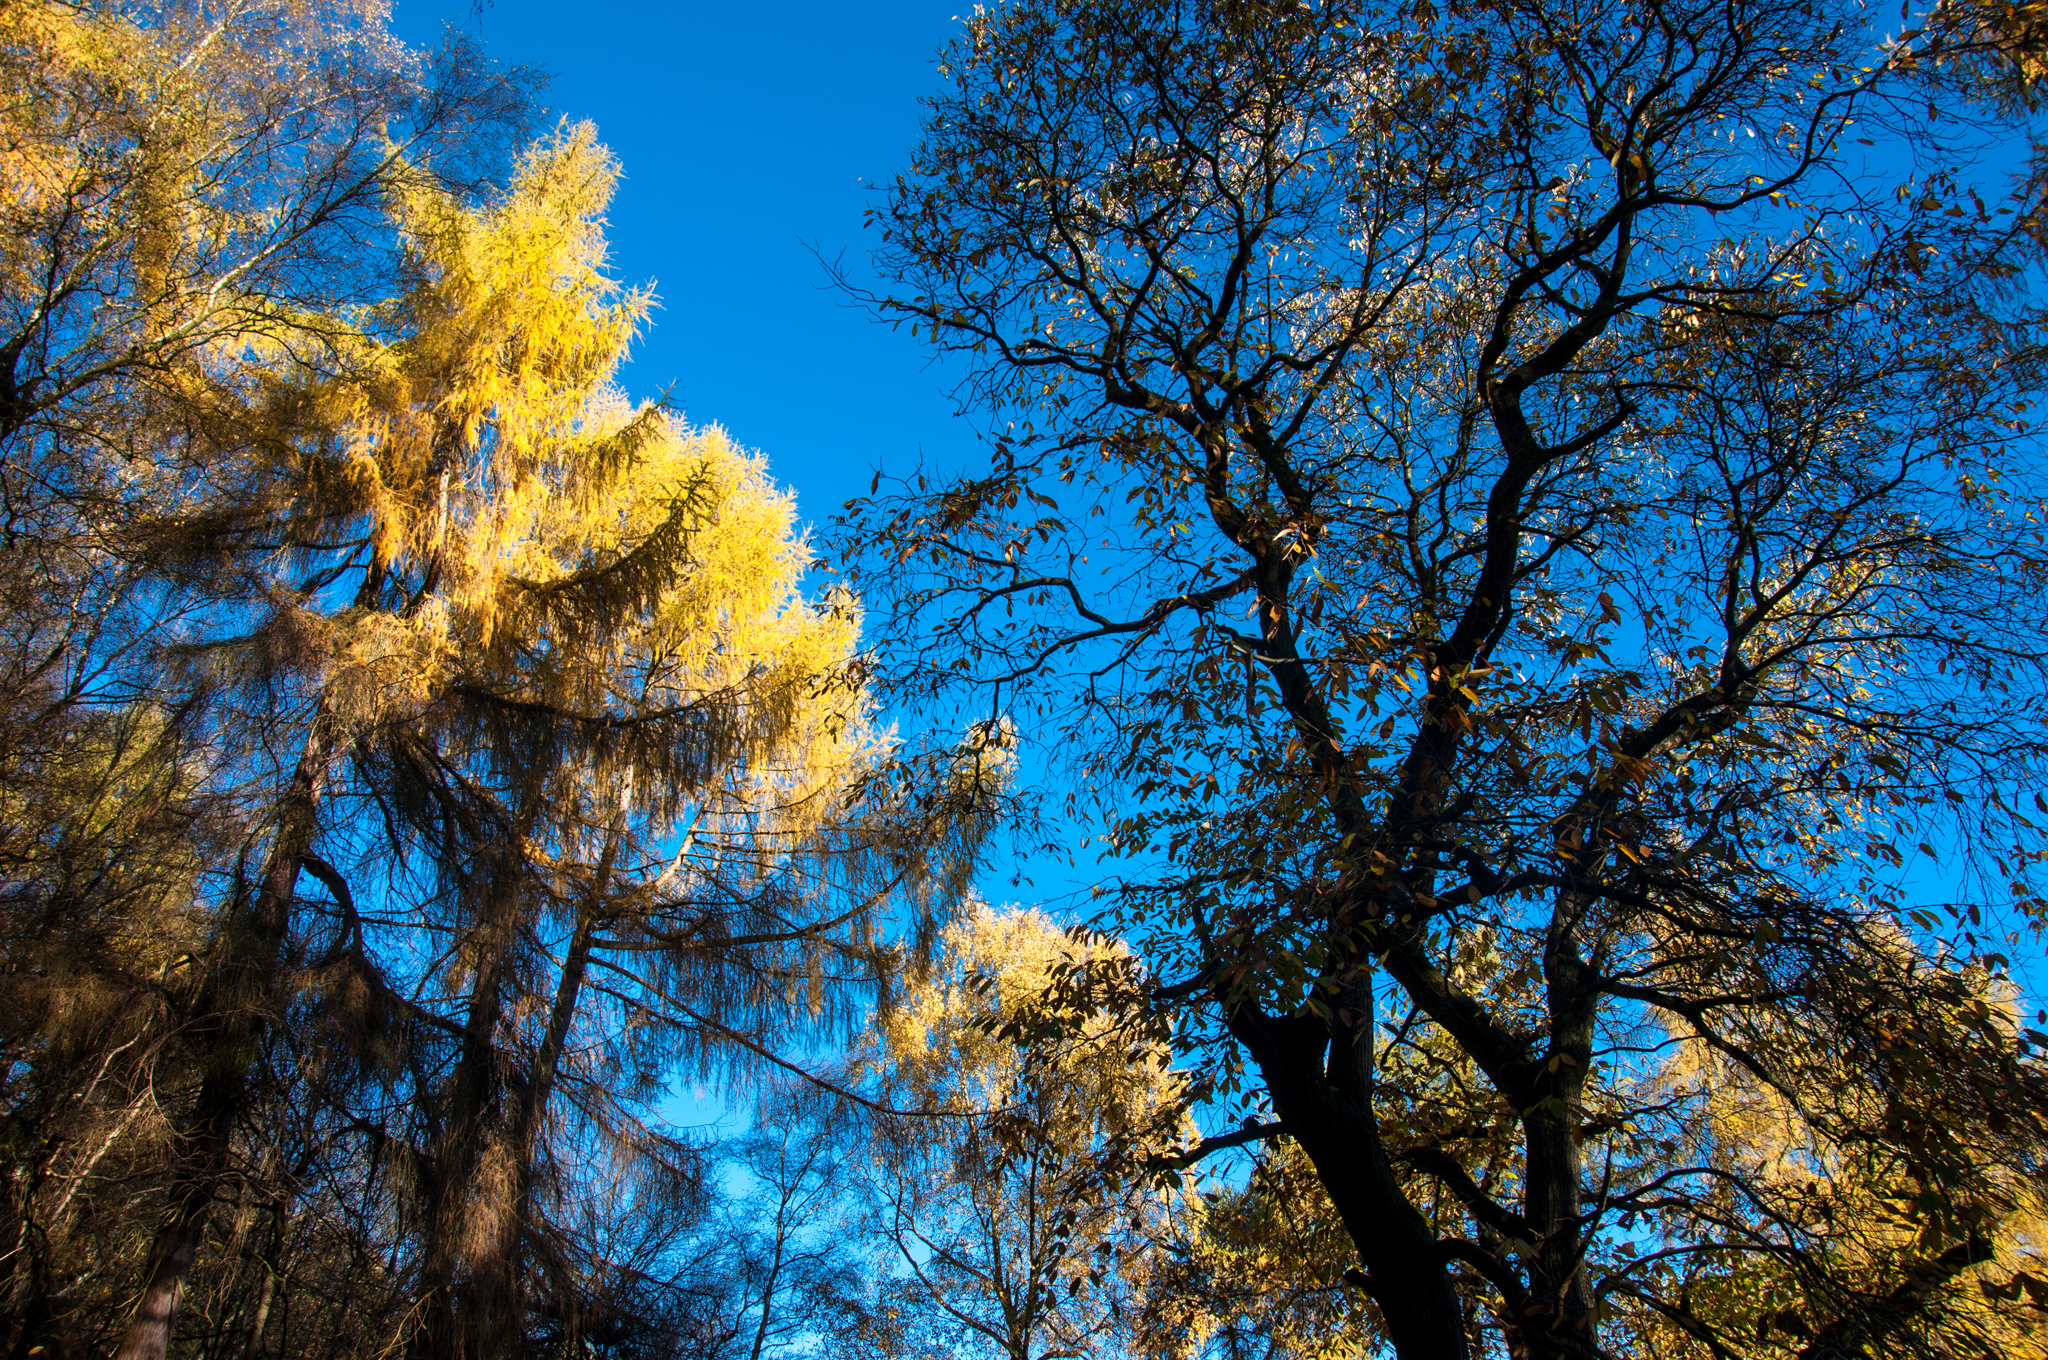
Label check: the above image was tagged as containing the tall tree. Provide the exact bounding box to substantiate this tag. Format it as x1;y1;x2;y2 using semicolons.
844;0;2048;1356
142;114;994;1360
108;116;659;1360
0;3;533;1354
0;6;1002;1358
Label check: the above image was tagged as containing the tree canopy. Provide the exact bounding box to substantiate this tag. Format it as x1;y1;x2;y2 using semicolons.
840;0;2048;1355
0;4;989;1356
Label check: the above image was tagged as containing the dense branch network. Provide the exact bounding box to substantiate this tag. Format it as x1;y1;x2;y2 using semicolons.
843;0;2048;1356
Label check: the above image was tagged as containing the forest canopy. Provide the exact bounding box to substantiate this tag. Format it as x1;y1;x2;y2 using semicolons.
3;1;2048;1359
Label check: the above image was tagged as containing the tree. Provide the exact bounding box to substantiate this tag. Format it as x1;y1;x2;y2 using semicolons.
102;115;682;1360
718;1083;869;1360
134;120;972;1360
1;7;1010;1359
1139;1139;1381;1360
843;0;2048;1355
848;904;1185;1360
0;3;534;1354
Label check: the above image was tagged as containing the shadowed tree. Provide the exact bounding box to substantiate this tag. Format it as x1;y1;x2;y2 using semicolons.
842;0;2048;1355
178;125;997;1360
0;2;533;1354
106;117;661;1360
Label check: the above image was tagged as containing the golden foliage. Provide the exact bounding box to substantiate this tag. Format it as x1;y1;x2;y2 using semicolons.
854;904;1189;1360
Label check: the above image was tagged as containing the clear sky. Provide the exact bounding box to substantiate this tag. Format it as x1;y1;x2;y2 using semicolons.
390;0;982;529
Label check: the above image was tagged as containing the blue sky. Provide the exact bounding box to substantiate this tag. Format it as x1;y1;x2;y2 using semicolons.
391;1;1100;897
391;0;981;528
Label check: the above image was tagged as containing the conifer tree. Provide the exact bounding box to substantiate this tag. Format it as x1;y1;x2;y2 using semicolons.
0;3;532;1353
84;106;996;1358
108;117;662;1360
0;7;1018;1356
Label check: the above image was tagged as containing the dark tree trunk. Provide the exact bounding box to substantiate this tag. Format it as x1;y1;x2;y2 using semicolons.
465;822;617;1358
7;1271;62;1360
1520;901;1600;1354
411;912;517;1360
115;717;336;1360
411;792;551;1360
1231;974;1476;1360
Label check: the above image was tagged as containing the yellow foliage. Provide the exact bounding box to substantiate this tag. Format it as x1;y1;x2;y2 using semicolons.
856;905;1191;1360
1608;979;2048;1357
876;903;1183;1143
1142;1140;1380;1360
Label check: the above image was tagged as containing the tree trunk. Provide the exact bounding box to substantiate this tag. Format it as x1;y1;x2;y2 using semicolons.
6;1273;59;1360
1516;894;1601;1358
411;907;518;1360
412;793;553;1360
115;715;336;1360
236;1260;278;1360
1232;984;1475;1360
465;820;619;1358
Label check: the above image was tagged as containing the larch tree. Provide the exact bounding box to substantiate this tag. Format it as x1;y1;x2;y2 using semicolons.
0;2;533;1354
0;5;1020;1359
841;0;2048;1356
365;186;994;1352
106;106;994;1360
107;118;667;1360
114;117;977;1360
0;1;993;1341
386;401;938;1360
